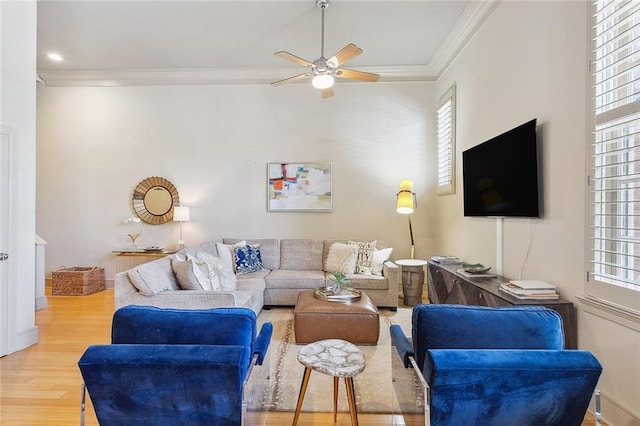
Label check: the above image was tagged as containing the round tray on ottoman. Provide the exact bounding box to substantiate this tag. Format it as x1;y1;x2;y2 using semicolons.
294;289;379;345
314;287;362;302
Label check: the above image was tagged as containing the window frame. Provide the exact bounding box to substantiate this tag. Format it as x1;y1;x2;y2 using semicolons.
436;84;456;196
585;0;640;314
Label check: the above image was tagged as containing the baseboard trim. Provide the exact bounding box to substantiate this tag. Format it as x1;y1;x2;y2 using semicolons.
598;389;640;426
14;326;39;353
35;296;48;311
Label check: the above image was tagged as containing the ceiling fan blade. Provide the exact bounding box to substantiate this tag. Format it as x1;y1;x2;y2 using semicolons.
274;51;314;67
321;87;334;99
271;73;310;86
327;43;362;67
336;68;380;82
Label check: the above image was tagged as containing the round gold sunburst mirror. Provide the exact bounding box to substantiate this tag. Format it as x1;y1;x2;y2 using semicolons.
132;176;180;224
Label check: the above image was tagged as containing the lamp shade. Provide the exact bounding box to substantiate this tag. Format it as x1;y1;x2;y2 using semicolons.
312;74;334;89
173;206;190;222
396;180;415;214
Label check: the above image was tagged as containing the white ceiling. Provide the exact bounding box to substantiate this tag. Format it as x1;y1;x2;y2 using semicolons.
36;0;495;86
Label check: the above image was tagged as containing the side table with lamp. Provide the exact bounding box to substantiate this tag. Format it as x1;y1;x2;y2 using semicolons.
395;179;427;306
396;258;428;306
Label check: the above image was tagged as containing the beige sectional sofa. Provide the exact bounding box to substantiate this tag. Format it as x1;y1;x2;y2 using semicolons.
115;238;398;315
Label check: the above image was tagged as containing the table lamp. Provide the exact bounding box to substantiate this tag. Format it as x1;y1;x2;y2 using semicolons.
173;206;190;250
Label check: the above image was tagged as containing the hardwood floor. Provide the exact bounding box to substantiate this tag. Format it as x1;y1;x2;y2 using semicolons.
0;289;601;425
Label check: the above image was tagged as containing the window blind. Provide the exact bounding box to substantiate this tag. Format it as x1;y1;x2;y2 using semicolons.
437;85;456;195
589;0;640;301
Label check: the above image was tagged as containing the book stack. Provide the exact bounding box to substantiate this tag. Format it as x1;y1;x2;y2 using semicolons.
499;280;559;300
431;255;462;264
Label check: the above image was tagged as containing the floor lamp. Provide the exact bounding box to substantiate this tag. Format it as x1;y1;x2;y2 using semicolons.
173;206;190;250
396;180;416;259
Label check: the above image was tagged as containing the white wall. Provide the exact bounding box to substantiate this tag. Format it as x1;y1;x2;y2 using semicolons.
0;0;39;353
435;2;639;424
36;81;436;284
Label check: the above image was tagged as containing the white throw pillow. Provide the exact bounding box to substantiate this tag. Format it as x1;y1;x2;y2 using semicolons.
171;258;213;291
187;252;222;290
196;251;236;291
349;240;377;275
325;243;358;274
215;241;247;274
371;247;393;276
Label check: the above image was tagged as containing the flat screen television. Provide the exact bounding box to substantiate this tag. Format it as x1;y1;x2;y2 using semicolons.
462;118;540;218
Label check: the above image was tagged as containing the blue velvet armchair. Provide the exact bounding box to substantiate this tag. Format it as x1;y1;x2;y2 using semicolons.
390;304;602;426
78;305;273;426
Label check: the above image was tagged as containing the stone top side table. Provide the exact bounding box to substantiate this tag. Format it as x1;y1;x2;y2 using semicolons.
293;339;366;426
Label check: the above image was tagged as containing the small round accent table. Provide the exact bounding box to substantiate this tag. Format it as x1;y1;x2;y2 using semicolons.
292;339;366;426
396;259;429;306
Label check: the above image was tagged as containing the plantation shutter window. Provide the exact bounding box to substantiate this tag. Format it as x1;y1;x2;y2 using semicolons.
588;0;640;310
437;85;456;195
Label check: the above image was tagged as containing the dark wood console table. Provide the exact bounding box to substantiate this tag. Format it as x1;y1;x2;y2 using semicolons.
427;261;577;349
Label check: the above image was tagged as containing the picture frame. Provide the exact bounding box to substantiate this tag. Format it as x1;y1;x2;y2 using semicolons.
267;162;332;212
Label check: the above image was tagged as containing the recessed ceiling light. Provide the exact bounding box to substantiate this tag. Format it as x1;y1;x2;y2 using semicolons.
47;53;64;62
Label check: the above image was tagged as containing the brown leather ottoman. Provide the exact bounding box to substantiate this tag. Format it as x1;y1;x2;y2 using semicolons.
294;289;379;345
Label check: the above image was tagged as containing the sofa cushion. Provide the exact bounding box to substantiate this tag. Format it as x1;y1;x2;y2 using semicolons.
195;252;236;291
171;258;220;291
127;257;180;296
223;238;280;271
235;269;270;280
372;247;393;275
280;239;324;270
178;239;222;258
234;245;263;274
325;242;358;274
349;240;377;275
216;240;246;273
323;239;390;268
195;240;222;256
266;269;326;289
342;273;388;290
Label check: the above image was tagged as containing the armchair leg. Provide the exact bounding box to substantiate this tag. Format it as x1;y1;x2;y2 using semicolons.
80;383;86;426
595;389;601;426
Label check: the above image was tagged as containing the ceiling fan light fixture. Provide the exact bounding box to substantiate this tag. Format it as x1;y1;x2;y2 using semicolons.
312;74;334;89
272;0;378;98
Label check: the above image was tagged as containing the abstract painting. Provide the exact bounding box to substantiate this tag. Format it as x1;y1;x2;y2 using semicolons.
267;162;332;212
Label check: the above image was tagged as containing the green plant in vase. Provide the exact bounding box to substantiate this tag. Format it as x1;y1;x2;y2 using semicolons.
331;271;351;294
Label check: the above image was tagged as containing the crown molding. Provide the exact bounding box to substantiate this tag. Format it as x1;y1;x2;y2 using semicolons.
38;65;439;87
429;0;499;76
38;68;282;87
37;1;497;87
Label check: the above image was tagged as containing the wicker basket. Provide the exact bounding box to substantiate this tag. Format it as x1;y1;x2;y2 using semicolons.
52;266;105;296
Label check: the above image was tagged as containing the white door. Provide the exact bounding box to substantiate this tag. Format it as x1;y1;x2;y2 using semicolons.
0;131;10;356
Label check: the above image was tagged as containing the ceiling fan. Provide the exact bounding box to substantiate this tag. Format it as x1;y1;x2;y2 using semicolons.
271;0;380;98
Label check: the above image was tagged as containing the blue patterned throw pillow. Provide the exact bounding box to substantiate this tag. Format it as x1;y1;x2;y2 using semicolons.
234;245;263;274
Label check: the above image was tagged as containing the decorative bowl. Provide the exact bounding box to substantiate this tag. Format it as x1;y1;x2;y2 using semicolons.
143;246;163;252
462;263;491;274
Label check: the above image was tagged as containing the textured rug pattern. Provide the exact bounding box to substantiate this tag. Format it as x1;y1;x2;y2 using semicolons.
247;307;413;413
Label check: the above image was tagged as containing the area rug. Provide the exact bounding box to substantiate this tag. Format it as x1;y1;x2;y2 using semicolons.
246;306;413;413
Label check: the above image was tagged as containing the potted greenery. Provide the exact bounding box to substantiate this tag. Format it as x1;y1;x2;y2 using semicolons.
330;271;351;293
